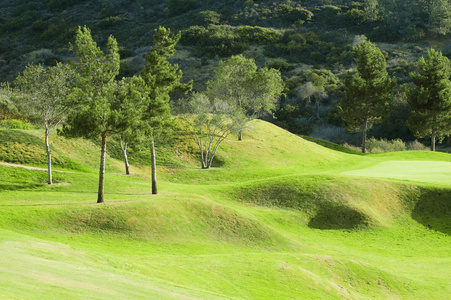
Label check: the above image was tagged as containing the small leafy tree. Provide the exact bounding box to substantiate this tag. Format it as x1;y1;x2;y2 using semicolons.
339;40;397;153
179;93;244;169
407;48;451;151
14;63;73;184
206;55;284;140
64;26;144;203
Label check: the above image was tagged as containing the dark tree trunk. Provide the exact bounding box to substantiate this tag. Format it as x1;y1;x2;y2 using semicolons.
120;140;130;175
151;137;157;195
238;130;242;141
432;117;436;152
97;133;107;203
45;127;52;185
432;133;436;152
361;118;368;153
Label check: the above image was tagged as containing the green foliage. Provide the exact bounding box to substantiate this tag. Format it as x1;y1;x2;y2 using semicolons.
96;16;123;29
65;26;122;138
195;10;223;26
0;83;19;120
344;8;366;26
265;30;352;65
207;54;284;118
0;119;34;130
141;26;192;129
199;26;249;58
180;25;208;46
235;26;282;45
266;59;291;72
14;63;73;130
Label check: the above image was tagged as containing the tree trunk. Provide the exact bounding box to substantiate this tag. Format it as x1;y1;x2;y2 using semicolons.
45;127;52;185
238;130;242;141
97;133;107;203
151;137;157;195
361;119;368;153
432;116;436;152
120;140;130;175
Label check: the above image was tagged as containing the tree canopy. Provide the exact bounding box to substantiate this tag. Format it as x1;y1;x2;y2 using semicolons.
206;54;283;140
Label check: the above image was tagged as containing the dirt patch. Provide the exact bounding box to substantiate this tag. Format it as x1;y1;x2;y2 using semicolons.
0;161;73;173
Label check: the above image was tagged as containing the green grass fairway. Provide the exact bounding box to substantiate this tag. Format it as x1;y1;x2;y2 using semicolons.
0;121;450;299
343;160;451;186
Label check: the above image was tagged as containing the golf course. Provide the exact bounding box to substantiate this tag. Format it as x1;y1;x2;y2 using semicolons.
0;120;450;299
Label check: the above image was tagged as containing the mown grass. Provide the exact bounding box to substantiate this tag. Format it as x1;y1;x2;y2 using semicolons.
0;120;450;299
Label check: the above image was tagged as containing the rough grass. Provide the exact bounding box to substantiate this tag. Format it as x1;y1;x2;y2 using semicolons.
0;120;450;299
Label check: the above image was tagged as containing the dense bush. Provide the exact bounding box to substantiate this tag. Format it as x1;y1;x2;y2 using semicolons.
181;25;250;58
342;138;430;153
264;30;352;65
366;138;406;153
195;10;223;26
407;140;430;151
236;26;282;45
180;26;208;46
266;59;291;72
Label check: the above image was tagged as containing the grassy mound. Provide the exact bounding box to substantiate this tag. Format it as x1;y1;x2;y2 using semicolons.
1;120;450;299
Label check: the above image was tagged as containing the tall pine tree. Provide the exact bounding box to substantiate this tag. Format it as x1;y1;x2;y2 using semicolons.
407;48;451;151
64;27;144;203
141;26;192;194
339;40;396;153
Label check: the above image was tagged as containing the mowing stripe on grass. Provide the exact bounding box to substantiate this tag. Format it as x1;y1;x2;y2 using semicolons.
342;160;451;185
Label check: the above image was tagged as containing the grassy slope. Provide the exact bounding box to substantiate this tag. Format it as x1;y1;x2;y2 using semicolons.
0;120;450;299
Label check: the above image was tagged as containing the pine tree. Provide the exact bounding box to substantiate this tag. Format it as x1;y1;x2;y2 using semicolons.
407;48;451;151
339;40;397;153
141;26;192;194
64;27;144;203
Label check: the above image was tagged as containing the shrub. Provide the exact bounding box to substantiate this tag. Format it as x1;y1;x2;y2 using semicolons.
266;59;291;72
236;26;282;45
406;140;430;151
366;138;406;153
0;119;34;130
342;142;362;152
96;16;123;29
180;26;208;46
196;10;223;26
198;26;249;58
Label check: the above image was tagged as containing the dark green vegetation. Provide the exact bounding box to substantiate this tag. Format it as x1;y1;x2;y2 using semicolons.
0;121;450;299
2;0;451;148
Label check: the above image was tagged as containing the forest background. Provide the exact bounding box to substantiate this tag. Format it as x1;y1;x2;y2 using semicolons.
1;0;451;150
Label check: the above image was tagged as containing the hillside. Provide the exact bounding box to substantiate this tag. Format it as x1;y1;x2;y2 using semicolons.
0;120;450;299
2;0;451;146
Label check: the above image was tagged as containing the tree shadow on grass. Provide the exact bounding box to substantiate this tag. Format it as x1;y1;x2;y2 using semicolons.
411;188;451;235
0;182;42;191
